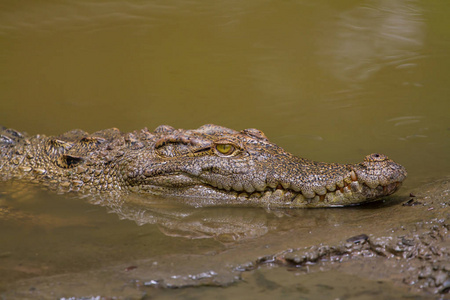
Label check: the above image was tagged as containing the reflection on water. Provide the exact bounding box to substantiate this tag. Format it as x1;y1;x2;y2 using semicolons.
92;192;404;243
96;193;272;242
320;0;425;82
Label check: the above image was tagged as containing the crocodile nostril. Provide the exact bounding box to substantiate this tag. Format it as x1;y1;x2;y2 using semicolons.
364;153;388;162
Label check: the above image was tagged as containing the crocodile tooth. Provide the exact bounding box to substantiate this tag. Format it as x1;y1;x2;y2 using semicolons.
350;170;358;181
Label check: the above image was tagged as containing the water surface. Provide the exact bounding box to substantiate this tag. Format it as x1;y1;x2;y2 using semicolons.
0;0;449;298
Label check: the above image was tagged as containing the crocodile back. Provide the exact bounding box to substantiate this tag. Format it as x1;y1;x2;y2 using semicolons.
0;127;29;180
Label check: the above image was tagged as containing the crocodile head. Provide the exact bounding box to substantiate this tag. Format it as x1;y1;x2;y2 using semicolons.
125;124;407;207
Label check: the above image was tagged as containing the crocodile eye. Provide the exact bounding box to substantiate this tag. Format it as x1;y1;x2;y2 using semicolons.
215;144;235;156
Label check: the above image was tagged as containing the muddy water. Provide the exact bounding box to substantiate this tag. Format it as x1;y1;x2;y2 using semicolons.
0;0;449;299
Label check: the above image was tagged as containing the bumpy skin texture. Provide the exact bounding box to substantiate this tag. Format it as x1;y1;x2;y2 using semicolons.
0;125;407;207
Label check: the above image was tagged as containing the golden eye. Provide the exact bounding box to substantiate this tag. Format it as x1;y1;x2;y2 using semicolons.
215;144;235;155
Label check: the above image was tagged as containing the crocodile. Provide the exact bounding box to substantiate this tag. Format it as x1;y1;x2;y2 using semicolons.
0;124;407;207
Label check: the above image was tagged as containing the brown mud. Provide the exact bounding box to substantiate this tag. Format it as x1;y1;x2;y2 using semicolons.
261;178;450;296
2;177;449;299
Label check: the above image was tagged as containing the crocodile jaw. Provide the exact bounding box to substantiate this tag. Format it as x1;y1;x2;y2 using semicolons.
132;153;407;208
130;179;404;208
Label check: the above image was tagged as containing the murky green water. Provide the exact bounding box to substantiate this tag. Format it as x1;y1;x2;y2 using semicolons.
1;0;449;299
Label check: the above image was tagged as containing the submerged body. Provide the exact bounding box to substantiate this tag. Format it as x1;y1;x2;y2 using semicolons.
0;125;407;207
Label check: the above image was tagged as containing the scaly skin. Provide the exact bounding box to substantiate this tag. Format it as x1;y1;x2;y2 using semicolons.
0;125;407;207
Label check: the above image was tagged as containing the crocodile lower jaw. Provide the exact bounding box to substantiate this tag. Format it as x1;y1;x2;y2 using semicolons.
135;180;402;208
221;181;403;207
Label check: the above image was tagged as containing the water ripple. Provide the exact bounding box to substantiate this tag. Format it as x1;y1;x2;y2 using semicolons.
387;115;424;127
318;0;426;82
0;0;198;35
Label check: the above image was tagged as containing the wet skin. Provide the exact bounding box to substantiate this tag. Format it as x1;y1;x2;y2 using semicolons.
0;125;407;207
